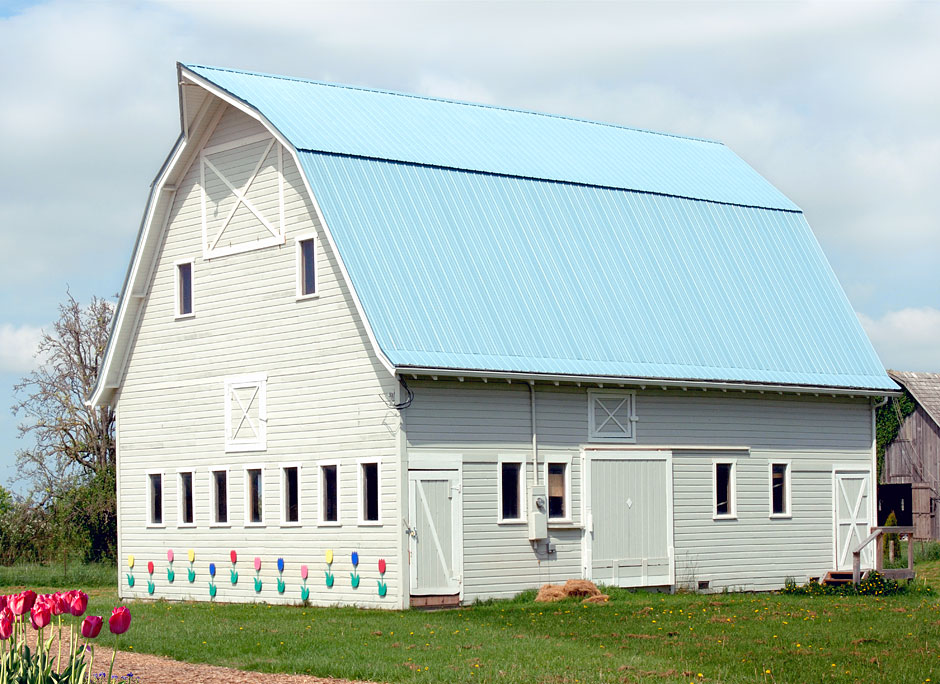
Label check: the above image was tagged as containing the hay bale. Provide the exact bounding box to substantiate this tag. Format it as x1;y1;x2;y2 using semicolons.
535;584;567;602
582;594;609;604
562;579;602;598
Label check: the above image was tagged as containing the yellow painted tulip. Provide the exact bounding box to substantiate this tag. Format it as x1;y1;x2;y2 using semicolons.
325;549;333;565
188;549;195;563
127;555;135;569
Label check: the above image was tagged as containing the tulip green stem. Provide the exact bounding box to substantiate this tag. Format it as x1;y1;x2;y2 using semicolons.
86;644;95;684
107;633;120;682
56;614;62;672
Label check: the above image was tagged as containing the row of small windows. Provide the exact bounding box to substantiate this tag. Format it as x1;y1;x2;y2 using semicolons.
147;460;378;528
713;461;791;519
174;235;317;319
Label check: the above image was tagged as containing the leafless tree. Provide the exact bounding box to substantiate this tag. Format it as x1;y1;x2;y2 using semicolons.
11;292;115;504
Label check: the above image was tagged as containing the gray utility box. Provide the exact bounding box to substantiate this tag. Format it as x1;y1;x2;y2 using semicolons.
528;484;548;541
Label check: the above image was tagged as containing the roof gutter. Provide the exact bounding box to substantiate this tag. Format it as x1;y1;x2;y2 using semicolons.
397;366;900;398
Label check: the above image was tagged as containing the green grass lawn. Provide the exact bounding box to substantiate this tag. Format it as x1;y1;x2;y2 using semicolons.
3;567;940;683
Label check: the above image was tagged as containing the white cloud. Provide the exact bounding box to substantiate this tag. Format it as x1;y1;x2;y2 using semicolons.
858;308;940;373
0;324;43;373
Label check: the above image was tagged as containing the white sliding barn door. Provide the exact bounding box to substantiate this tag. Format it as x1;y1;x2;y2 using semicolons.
408;470;462;596
834;469;873;570
586;450;674;587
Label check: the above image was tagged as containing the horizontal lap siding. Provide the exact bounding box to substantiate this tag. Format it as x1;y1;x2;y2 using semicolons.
117;105;400;608
406;380;873;594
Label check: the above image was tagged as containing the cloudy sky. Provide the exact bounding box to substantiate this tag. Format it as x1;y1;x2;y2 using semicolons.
1;0;938;484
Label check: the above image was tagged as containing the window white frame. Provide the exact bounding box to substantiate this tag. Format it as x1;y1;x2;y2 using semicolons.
587;390;637;442
209;466;230;528
712;459;738;520
176;469;196;528
543;455;573;524
768;460;792;519
174;259;195;320
357;457;382;526
224;374;267;452
146;470;165;528
318;460;340;527
280;463;302;527
497;455;527;524
200;133;286;260
295;233;319;300
243;464;266;527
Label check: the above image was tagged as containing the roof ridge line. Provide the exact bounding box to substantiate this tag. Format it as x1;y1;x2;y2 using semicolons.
183;63;724;147
300;148;803;213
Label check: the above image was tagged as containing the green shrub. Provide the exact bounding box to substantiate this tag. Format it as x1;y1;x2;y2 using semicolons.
779;571;929;597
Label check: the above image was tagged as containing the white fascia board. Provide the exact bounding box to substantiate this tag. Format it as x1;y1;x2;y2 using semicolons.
88;135;186;408
399;366;900;398
178;66;397;378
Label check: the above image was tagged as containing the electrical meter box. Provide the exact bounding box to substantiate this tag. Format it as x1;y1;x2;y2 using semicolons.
528;484;548;541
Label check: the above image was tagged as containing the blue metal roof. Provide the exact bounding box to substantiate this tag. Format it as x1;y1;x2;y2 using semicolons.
184;64;896;391
185;64;798;211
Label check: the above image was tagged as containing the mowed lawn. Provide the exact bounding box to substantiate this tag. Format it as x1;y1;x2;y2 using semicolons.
3;564;940;684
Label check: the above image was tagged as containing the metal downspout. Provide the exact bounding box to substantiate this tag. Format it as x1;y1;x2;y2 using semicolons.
530;381;538;488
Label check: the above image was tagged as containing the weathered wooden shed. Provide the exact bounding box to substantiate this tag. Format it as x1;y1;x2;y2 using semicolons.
90;64;898;608
884;370;940;540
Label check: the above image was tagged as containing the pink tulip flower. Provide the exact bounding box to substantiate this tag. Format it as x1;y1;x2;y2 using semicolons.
108;606;131;635
81;615;103;639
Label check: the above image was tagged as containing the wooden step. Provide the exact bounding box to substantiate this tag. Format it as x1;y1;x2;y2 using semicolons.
822;571;857;586
410;594;460;609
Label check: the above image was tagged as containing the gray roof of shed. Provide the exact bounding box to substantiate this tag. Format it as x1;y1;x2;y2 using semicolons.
888;370;940;427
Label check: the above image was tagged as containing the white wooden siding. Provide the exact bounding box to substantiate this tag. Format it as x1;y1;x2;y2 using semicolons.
116;103;400;608
405;380;873;598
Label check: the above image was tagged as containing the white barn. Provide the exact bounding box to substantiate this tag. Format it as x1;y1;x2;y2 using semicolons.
90;63;898;608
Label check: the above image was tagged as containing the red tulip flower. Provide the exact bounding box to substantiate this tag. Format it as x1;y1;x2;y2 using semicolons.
50;592;69;616
68;591;88;617
230;550;237;564
0;595;7;612
147;561;154;575
10;590;36;616
0;614;12;640
378;559;386;574
81;615;103;639
30;602;51;630
108;606;131;635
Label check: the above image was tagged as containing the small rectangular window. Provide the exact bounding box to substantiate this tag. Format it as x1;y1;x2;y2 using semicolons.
771;462;790;516
212;469;228;525
500;461;524;522
148;473;163;525
179;471;194;526
246;467;264;525
176;261;193;317
296;235;317;298
320;463;338;524
714;462;735;518
283;466;299;524
360;461;380;523
547;462;567;520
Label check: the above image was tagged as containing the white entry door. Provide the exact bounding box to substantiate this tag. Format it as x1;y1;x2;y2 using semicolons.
587;451;674;587
408;470;462;596
834;470;873;570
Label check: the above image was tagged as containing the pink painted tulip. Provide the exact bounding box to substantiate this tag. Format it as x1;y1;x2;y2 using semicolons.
378;559;386;574
108;606;131;635
300;565;308;580
254;557;261;572
167;549;174;563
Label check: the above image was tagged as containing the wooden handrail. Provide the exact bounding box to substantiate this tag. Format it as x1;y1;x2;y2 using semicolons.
852;526;916;585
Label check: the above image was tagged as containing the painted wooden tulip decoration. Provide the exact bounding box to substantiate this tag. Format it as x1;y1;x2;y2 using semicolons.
377;558;387;597
209;562;217;598
325;549;334;588
276;558;286;594
300;564;310;602
350;551;360;589
147;561;155;595
230;550;238;585
253;557;263;593
187;550;196;583
126;555;135;588
167;549;175;583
